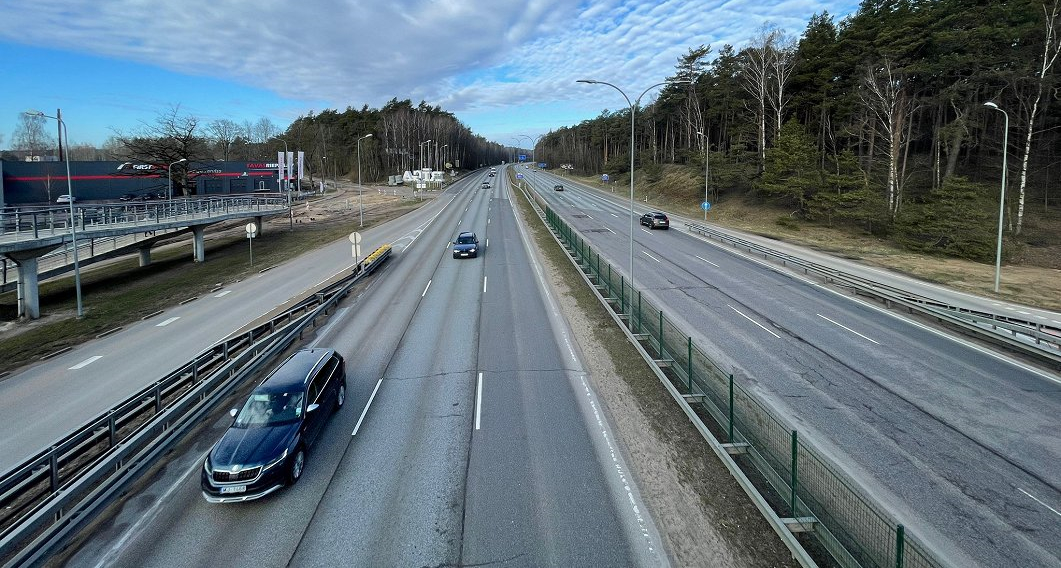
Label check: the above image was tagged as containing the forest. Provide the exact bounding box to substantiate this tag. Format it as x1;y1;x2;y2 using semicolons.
536;0;1061;263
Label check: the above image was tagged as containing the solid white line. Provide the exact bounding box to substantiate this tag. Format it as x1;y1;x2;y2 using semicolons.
475;372;483;430
694;255;719;267
728;305;781;339
483;276;488;293
1018;311;1031;315
817;314;880;344
69;356;102;370
213;290;232;298
642;251;661;263
1018;488;1061;517
352;378;384;436
156;316;180;327
422;280;432;297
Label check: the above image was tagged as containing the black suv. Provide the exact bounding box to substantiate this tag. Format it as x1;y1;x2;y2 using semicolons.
554;184;564;191
452;231;479;258
201;348;346;503
640;211;670;229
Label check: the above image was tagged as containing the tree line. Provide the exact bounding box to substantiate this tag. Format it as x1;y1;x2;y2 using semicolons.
537;0;1061;262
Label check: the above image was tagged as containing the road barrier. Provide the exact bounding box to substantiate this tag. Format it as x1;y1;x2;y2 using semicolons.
0;244;392;567
530;192;943;568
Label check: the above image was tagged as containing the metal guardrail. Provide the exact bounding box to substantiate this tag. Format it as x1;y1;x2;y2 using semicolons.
0;244;391;566
684;222;1061;369
528;193;943;568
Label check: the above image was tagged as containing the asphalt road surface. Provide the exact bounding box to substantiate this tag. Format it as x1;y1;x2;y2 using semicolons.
523;168;1061;568
64;167;665;567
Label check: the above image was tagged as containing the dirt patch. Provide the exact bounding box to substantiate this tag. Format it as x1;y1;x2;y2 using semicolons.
511;186;798;567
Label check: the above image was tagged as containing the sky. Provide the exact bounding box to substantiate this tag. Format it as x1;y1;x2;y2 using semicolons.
0;0;859;151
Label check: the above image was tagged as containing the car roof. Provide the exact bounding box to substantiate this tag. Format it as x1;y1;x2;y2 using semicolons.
458;231;476;238
258;348;332;391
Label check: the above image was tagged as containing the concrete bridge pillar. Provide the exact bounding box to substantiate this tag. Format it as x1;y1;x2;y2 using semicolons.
254;216;264;235
13;256;40;320
192;226;205;262
138;246;152;267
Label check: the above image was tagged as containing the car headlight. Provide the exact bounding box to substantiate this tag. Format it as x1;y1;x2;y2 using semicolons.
263;448;289;471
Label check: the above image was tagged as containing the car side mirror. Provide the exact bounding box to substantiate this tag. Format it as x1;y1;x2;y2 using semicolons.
307;403;320;413
229;408;238;418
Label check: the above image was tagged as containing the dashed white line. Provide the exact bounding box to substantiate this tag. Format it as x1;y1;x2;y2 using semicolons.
728;305;781;339
817;314;879;344
352;378;384;436
69;356;102;370
585;214;594;219
475;372;483;430
1018;488;1061;518
156;316;180;327
457;219;461;226
483;276;488;293
1018;311;1031;315
641;251;661;263
213;290;232;298
605;227;616;234
422;280;432;297
641;228;652;234
486;238;489;247
694;255;719;267
610;213;619;218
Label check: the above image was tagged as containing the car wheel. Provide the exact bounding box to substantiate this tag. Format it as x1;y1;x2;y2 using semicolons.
288;447;306;485
335;380;346;410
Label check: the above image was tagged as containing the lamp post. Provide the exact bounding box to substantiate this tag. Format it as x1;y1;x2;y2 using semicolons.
983;101;1009;293
26;110;82;318
419;139;432;171
271;136;293;229
167;158;187;202
357;133;372;227
576;79;689;295
696;130;710;221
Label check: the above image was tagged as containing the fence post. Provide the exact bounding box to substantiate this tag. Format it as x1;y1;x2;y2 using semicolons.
637;291;642;334
790;430;799;516
154;383;162;412
728;374;734;442
895;525;905;568
50;449;59;493
108;412;116;447
687;337;693;392
659;310;664;354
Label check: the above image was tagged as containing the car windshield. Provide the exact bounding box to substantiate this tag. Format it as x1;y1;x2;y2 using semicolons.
456;235;476;244
233;391;304;427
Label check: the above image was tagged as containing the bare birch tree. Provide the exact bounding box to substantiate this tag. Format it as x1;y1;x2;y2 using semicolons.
861;58;916;216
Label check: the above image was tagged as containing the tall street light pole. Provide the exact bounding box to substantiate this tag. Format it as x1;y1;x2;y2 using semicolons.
983;101;1009;293
576;79;689;297
168;157;187;202
357;133;372;227
419;139;432;171
26;110;82;318
272;137;293;230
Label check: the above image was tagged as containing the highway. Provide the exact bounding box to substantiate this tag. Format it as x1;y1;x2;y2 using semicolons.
521;168;1061;567
62;167;665;567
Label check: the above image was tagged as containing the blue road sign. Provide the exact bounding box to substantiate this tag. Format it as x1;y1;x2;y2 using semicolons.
602;174;610;181
516;173;524;179
518;154;527;162
701;201;711;211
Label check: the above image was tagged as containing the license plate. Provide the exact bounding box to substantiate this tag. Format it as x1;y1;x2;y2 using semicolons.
220;485;247;494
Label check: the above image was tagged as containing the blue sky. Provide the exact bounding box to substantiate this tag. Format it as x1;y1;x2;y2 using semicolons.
0;0;858;150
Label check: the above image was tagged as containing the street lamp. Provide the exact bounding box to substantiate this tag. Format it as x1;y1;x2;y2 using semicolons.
271;136;293;230
25;110;82;318
576;79;690;297
167;158;187;201
419;139;432;171
357;133;372;227
696;130;710;221
983;101;1009;293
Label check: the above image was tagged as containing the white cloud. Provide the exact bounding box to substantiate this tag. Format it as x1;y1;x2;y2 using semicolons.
1;0;857;140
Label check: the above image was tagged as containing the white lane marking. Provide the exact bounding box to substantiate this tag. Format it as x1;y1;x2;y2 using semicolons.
1018;488;1061;517
457;219;461;226
728;305;781;339
213;290;232;298
483;276;488;293
488;218;491;224
585;214;594;219
817;314;880;344
1052;320;1061;325
611;213;619;218
641;228;652;234
156;316;180;327
1017;311;1031;315
352;378;384;436
310;308;349;348
475;372;483;430
69;356;102;370
486;238;489;247
694;255;719;267
642;251;661;263
1034;315;1046;320
605;227;616;234
422;280;432;297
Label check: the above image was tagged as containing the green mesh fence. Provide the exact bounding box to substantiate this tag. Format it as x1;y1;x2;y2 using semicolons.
542;205;943;568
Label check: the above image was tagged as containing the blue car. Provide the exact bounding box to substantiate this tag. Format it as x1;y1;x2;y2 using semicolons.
452;231;479;258
201;348;346;503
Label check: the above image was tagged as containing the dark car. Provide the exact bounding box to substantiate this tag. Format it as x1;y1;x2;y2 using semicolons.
452;231;479;258
554;184;564;191
201;348;346;503
119;193;138;201
640;211;670;229
488;172;495;177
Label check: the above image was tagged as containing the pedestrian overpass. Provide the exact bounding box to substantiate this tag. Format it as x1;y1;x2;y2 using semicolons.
0;196;288;319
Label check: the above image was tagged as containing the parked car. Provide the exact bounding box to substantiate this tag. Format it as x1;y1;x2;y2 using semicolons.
452;231;480;258
554;184;564;191
201;348;346;503
640;211;670;229
56;194;76;204
119;193;138;202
